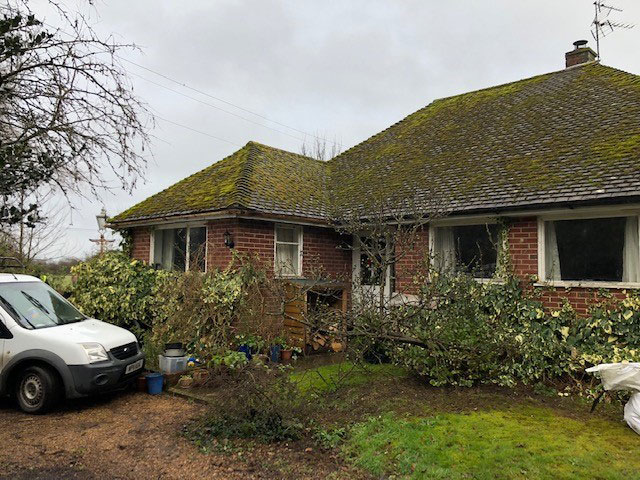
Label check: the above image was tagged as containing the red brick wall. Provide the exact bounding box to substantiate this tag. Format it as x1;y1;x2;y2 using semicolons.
127;218;351;279
302;225;351;281
204;219;275;273
130;227;151;263
126;214;634;315
537;288;627;314
508;218;538;278
395;227;429;295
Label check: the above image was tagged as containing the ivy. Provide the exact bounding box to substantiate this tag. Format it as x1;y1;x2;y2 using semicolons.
389;268;640;390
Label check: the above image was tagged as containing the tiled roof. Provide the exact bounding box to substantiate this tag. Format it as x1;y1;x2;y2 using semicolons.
329;62;640;215
112;62;640;224
110;142;328;223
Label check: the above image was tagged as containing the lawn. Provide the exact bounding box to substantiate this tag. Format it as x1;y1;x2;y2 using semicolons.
344;407;640;480
290;360;407;393
292;361;640;480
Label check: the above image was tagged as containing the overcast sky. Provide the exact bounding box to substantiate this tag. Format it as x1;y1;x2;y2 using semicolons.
32;0;640;260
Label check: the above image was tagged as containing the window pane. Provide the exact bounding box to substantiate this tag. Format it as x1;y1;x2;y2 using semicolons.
360;237;385;286
154;229;176;270
276;227;296;243
452;224;499;278
276;243;299;275
188;227;206;271
549;217;628;282
173;228;187;272
153;230;164;268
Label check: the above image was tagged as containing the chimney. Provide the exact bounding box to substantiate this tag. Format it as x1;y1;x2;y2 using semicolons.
565;40;597;68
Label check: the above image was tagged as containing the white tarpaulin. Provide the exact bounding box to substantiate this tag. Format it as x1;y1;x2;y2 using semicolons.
586;363;640;391
587;363;640;435
624;393;640;435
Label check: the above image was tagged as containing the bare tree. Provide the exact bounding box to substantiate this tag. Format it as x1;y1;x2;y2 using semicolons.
0;0;152;225
299;134;342;161
0;189;76;266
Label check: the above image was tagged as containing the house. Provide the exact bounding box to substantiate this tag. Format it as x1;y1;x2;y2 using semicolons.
110;42;640;321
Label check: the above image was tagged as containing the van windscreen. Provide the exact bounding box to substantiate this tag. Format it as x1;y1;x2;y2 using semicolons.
0;282;86;329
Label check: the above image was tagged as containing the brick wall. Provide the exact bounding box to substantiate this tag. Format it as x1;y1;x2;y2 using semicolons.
395;226;429;295
302;225;351;281
204;218;275;273
538;288;627;314
126;213;634;315
127;218;352;279
130;227;151;263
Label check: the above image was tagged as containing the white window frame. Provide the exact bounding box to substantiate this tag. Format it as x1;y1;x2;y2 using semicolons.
352;235;394;300
428;217;502;282
537;210;640;289
151;223;208;272
274;224;303;278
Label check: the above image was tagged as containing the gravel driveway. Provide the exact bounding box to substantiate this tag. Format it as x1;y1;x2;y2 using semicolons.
0;390;355;480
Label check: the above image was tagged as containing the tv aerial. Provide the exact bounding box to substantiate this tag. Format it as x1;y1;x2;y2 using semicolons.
592;1;634;59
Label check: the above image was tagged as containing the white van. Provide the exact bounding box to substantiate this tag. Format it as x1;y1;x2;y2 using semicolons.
0;274;144;413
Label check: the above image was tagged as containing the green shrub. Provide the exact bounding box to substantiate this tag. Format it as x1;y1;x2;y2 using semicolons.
70;251;273;357
185;363;304;444
70;251;166;338
149;255;269;365
388;270;640;390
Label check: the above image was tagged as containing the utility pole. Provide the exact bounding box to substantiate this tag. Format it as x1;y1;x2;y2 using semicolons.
89;207;115;255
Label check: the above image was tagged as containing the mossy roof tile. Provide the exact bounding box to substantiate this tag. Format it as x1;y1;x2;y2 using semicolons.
111;142;328;223
329;62;640;215
113;62;640;224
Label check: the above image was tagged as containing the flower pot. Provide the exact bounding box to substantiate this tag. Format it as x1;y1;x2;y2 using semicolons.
177;376;193;389
135;374;147;392
269;345;282;363
281;349;293;361
238;344;252;361
192;369;209;386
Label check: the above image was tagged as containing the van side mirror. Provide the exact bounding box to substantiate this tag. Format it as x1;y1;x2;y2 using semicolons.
0;318;13;339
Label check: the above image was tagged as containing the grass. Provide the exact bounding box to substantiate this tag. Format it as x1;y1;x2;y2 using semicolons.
290;361;408;394
343;406;640;480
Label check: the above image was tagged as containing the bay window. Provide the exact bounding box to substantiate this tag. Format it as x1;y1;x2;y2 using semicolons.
153;226;207;271
275;225;302;276
432;223;500;278
542;215;640;284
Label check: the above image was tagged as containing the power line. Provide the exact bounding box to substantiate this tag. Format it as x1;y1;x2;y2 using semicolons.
128;70;307;143
121;57;329;143
155;115;243;147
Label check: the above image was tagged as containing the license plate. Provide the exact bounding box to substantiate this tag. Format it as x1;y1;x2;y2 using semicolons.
125;359;143;375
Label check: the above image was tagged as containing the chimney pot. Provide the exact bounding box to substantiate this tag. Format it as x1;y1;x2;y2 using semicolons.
565;40;597;68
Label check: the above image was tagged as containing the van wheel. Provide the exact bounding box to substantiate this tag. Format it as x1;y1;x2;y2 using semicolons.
15;366;60;414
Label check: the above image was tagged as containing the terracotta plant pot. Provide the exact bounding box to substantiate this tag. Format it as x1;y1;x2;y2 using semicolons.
192;369;209;385
177;376;193;389
135;374;147;392
281;349;293;361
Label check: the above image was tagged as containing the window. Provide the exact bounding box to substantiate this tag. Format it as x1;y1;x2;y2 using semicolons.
543;216;640;283
153;226;207;271
432;223;500;278
275;225;302;276
359;237;394;288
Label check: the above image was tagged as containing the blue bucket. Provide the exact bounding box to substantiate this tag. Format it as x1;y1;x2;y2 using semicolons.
146;372;164;395
269;345;281;363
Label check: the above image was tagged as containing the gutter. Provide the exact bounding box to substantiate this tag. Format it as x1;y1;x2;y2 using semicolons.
107;208;333;230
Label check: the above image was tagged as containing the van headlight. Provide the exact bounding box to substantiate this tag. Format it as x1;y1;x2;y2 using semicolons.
80;343;109;363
